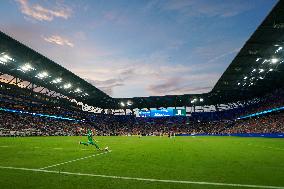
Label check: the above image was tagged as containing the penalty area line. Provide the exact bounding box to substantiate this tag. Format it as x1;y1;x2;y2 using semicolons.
0;166;284;189
39;150;111;170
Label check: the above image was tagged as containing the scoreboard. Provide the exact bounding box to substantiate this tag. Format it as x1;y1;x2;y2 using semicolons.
138;108;186;117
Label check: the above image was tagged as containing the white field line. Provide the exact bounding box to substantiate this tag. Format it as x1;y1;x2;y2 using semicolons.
0;166;283;189
39;150;111;170
0;146;9;148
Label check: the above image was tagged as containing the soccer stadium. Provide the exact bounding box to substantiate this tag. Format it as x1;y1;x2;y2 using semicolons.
0;0;284;189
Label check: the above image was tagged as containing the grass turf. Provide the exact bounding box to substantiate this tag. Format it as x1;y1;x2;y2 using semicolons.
0;136;284;189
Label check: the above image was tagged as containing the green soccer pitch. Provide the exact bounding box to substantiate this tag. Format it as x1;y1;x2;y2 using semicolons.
0;136;284;189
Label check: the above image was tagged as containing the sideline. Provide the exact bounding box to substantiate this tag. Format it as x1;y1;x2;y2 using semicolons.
0;165;283;189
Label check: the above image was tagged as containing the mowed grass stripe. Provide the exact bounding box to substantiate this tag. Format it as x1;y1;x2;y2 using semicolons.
0;166;284;189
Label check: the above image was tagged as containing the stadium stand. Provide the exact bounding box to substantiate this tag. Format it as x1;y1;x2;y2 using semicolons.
1;86;283;137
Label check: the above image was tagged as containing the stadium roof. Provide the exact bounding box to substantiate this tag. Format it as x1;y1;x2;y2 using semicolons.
118;0;284;108
1;1;284;109
0;31;115;108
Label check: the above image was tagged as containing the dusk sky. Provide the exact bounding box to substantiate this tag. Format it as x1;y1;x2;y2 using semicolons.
0;0;278;98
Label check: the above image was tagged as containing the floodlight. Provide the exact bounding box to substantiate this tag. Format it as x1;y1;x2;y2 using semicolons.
3;54;12;60
262;59;268;64
36;71;48;79
52;78;62;84
63;83;72;89
275;46;283;53
75;88;82;93
127;100;133;106
271;58;278;64
191;98;198;103
0;53;14;65
19;63;34;72
0;57;8;63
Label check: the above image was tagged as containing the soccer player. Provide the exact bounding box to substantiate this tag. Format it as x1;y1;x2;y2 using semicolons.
79;129;108;151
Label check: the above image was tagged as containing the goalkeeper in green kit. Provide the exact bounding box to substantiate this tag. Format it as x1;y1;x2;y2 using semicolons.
79;129;109;151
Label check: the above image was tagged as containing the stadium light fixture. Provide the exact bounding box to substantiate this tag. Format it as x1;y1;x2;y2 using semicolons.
63;83;72;89
120;102;125;107
0;53;14;65
275;46;283;53
127;100;133;106
262;59;268;64
51;78;62;84
3;54;13;60
256;58;261;62
191;98;198;103
270;58;278;64
82;93;89;96
36;71;48;79
18;63;34;72
75;88;82;93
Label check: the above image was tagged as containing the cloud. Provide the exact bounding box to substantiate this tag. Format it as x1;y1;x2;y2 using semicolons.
102;11;129;25
148;0;253;18
146;73;218;96
86;78;124;96
42;35;74;47
72;56;219;97
15;0;72;21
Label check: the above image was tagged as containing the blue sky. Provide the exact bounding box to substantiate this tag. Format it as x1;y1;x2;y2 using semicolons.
0;0;278;97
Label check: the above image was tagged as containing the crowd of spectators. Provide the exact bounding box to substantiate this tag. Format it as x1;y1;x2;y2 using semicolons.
0;83;284;137
92;112;284;136
1;110;283;137
0;111;94;136
223;112;284;134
